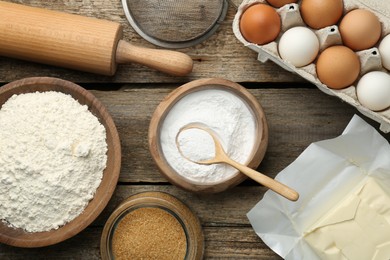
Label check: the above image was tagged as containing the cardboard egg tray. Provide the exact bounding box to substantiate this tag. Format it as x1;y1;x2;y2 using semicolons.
233;0;390;132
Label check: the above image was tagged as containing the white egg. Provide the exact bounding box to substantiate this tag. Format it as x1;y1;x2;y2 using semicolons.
278;26;319;67
356;71;390;111
379;34;390;71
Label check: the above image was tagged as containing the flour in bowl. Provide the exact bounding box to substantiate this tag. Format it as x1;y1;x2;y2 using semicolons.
160;88;256;183
0;91;107;232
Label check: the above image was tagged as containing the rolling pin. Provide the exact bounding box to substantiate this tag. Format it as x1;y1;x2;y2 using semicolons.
0;1;193;76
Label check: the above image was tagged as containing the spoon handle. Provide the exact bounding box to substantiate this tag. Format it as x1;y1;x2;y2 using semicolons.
226;158;299;201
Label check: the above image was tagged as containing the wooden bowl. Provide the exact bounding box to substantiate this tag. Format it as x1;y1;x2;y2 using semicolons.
149;78;268;193
0;77;121;247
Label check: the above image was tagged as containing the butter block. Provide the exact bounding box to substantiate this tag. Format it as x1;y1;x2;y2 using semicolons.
304;178;390;260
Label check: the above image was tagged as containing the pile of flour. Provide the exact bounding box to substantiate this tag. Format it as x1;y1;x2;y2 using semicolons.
160;88;256;184
0;91;107;232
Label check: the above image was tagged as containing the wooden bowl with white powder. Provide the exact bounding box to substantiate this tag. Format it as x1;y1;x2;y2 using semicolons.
0;77;121;247
149;78;268;193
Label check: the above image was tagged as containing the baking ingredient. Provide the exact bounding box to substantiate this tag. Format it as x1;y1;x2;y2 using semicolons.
300;0;343;29
266;0;298;8
0;91;107;232
316;45;360;89
239;4;281;45
356;71;390;111
112;207;187;260
278;26;319;67
177;127;216;163
379;34;390;71
304;177;390;260
246;116;390;260
160;89;256;183
339;9;381;51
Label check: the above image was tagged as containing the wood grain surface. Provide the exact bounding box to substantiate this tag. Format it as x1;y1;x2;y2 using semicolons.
0;0;389;259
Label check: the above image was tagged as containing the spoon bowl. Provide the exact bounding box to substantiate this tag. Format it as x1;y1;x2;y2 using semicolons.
176;124;299;201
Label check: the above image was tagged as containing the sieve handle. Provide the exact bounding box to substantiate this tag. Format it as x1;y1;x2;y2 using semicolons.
115;40;193;76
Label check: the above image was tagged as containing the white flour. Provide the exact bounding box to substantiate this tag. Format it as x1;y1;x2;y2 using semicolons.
0;91;107;232
160;88;256;184
177;128;216;162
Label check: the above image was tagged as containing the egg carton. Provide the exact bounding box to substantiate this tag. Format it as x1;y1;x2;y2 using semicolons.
233;0;390;133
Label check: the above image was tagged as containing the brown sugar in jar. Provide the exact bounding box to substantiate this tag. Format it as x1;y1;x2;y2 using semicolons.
101;191;204;260
112;207;187;259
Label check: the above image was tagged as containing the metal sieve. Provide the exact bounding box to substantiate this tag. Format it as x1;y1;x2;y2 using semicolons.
121;0;228;48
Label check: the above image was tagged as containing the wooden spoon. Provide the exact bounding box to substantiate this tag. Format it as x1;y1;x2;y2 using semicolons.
176;124;299;201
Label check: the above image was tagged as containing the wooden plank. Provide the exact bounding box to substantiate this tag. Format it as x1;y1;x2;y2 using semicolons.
0;226;281;259
94;185;267;227
88;86;359;183
204;227;282;259
0;0;303;83
0;228;102;260
0;185;281;259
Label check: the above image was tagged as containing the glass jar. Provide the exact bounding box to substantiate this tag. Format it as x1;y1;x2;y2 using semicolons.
100;191;204;260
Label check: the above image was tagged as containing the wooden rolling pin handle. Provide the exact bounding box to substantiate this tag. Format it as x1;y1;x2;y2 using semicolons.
115;40;193;76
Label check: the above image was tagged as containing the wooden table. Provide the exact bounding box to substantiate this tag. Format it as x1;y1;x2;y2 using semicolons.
0;0;388;259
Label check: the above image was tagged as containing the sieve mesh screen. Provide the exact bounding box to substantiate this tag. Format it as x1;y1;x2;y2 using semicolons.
123;0;227;48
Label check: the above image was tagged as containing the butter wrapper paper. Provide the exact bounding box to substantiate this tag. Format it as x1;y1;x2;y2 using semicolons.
248;115;390;259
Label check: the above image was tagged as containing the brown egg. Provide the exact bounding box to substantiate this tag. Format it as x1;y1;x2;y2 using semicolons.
316;46;360;89
300;0;343;29
239;4;281;45
266;0;298;8
339;9;381;51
